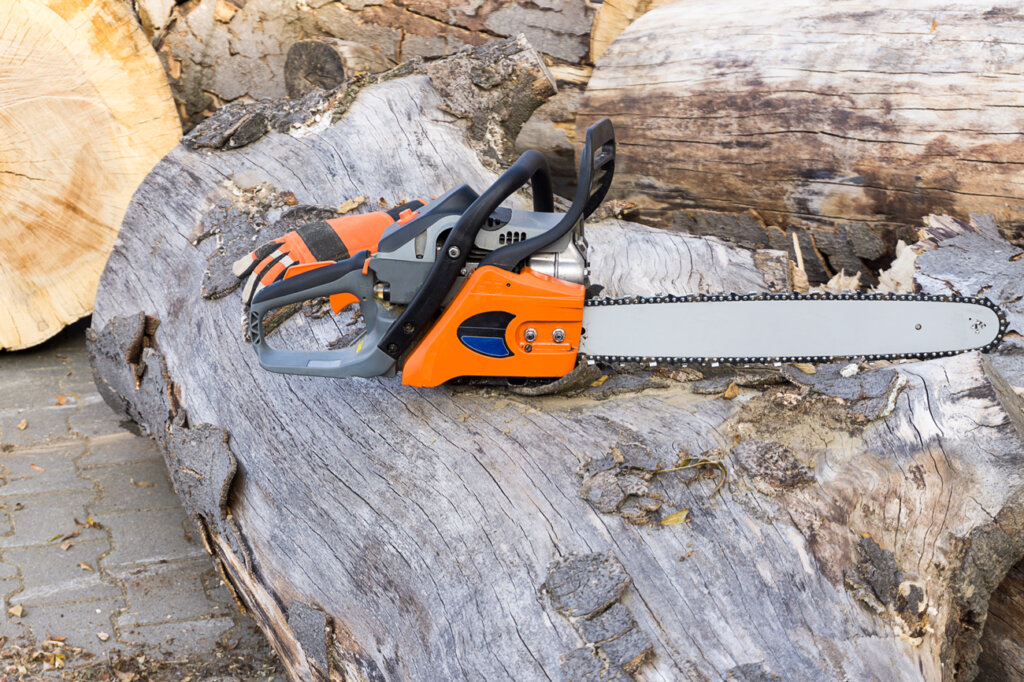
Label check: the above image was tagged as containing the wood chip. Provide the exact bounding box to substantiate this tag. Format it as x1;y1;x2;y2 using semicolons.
130;478;155;488
96;632;110;642
60;540;72;551
722;382;739;400
791;363;816;374
30;463;45;472
8;604;23;618
213;0;238;23
337;196;367;214
79;562;94;571
16;419;27;430
55;395;67;405
590;375;609;387
660;509;690;526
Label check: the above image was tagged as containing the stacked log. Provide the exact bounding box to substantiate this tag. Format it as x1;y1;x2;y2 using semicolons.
87;37;1024;681
0;0;181;349
578;0;1024;282
138;0;596;128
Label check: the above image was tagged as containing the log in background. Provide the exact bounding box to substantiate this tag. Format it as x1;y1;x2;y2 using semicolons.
579;0;1024;283
86;38;1024;681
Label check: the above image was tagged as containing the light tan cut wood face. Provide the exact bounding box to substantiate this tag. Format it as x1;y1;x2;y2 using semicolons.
0;0;180;349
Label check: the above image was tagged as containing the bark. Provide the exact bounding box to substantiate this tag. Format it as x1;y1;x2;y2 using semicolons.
0;0;181;350
141;0;596;129
88;36;1024;682
578;0;1024;284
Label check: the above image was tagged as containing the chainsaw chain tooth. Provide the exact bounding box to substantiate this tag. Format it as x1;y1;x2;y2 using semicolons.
581;290;1009;367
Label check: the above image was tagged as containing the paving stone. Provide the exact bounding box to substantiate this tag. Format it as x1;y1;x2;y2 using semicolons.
0;366;71;410
0;443;92;497
79;432;161;468
68;397;131;438
1;492;105;549
101;508;206;569
117;616;235;656
0;330;279;671
0;560;18;580
0;407;74;448
4;540;120;606
113;559;231;628
19;597;127;654
87;459;180;514
0;579;31;640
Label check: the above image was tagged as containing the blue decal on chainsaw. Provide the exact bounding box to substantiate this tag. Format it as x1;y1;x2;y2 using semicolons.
460;336;512;358
457;311;515;358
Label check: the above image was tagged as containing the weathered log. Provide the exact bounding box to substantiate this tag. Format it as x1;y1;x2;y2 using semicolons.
142;0;596;129
0;0;181;350
578;0;1024;283
89;37;1024;682
980;560;1024;680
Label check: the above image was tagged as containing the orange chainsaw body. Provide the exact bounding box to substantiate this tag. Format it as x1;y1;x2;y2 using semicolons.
401;266;584;388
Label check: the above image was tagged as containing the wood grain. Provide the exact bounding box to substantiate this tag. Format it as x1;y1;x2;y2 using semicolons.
0;0;181;349
579;0;1024;282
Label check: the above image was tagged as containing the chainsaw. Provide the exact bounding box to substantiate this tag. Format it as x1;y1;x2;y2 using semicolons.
241;119;1008;388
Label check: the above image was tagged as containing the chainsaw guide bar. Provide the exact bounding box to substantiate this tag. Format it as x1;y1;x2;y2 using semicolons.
579;291;1007;366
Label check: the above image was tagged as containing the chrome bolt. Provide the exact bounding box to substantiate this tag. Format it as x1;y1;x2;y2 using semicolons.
447;246;461;259
552;328;566;343
524;328;537;342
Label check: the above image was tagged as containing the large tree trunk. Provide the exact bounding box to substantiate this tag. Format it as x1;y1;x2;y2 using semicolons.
140;0;596;129
578;0;1024;284
87;36;1024;682
0;0;181;349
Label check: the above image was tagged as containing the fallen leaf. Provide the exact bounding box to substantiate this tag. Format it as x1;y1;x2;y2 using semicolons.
60;540;72;551
49;635;67;642
791;363;816;375
55;395;67;406
48;534;63;542
30;464;45;472
8;604;23;618
931;17;938;32
69;393;80;399
96;632;109;642
337;196;367;214
660;509;690;526
16;419;27;430
590;375;609;387
723;382;739;400
79;562;94;571
130;478;155;488
1011;252;1024;262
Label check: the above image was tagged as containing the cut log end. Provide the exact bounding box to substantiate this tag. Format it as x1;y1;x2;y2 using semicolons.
0;0;180;350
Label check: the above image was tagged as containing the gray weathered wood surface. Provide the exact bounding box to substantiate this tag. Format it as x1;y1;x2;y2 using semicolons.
89;37;1024;682
579;0;1024;283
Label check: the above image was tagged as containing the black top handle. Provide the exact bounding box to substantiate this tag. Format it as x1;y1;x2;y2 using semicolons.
481;118;615;272
377;149;554;360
